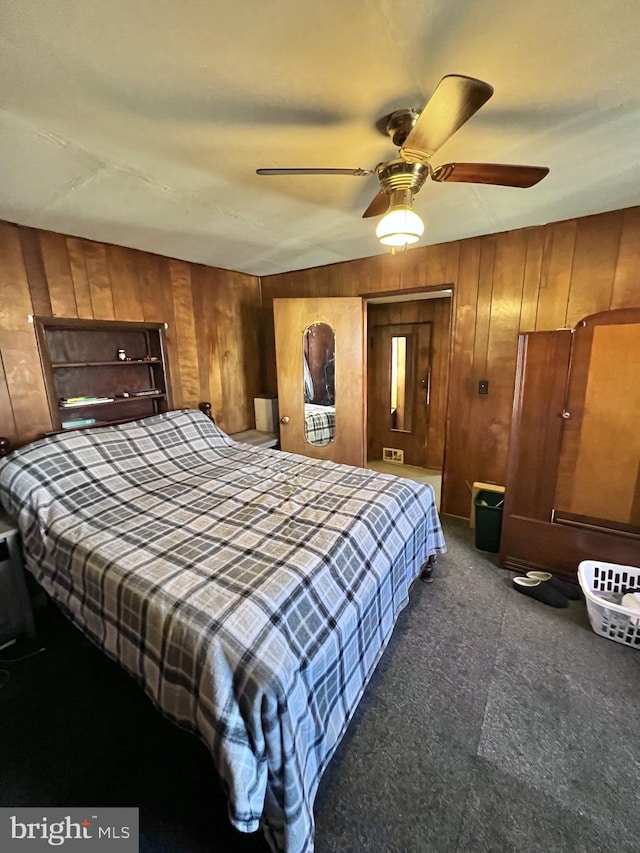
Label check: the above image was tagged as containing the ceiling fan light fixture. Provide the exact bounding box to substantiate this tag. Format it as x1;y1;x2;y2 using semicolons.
376;206;424;247
255;76;549;248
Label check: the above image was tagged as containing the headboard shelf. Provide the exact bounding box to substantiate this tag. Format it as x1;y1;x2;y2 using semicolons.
51;359;163;368
34;316;173;432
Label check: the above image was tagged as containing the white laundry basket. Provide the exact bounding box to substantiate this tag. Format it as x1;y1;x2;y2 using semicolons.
578;560;640;648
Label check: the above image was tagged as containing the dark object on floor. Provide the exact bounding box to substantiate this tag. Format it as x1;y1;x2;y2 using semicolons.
474;490;504;553
527;571;582;600
512;576;568;608
420;555;436;583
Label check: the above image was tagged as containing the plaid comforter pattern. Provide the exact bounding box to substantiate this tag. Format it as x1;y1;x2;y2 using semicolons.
303;404;335;444
0;410;445;853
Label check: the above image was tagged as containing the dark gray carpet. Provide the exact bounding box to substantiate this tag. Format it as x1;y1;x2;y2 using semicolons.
314;519;640;852
1;518;639;852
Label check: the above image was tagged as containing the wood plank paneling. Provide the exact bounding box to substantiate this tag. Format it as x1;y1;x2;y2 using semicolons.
138;253;170;324
81;241;115;319
261;206;640;518
536;220;577;330
519;228;544;332
0;222;261;448
0;351;17;444
66;237;94;319
197;271;263;433
169;259;202;409
611;207;640;309
190;265;224;424
473;236;496;386
429;298;451;469
233;274;263;426
482;230;528;484
137;252;180;401
464;236;496;490
39;231;78;318
0;223;52;441
442;238;481;515
566;211;622;326
107;245;144;321
3;205;640;516
18;228;52;318
214;277;247;432
424;242;449;285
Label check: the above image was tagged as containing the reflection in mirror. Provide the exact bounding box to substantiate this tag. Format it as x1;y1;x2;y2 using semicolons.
390;334;414;432
303;322;336;446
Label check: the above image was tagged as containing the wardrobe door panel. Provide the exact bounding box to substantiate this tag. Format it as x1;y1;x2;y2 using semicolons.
503;330;572;521
554;318;640;532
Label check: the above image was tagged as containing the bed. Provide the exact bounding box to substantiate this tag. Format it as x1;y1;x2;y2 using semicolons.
303;403;335;445
0;409;445;853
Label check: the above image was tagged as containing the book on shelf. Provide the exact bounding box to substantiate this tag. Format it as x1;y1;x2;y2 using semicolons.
59;396;114;408
61;417;97;429
116;389;162;398
61;395;107;403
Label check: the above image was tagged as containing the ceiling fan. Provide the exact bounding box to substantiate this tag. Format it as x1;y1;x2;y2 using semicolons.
256;74;549;246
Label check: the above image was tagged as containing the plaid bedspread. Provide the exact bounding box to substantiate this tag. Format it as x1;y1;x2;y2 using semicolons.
0;410;445;853
304;404;335;445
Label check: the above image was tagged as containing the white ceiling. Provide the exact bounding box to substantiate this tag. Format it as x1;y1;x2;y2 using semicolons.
2;0;640;277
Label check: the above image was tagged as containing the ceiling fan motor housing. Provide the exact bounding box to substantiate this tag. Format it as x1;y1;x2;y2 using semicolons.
377;159;430;197
385;108;422;146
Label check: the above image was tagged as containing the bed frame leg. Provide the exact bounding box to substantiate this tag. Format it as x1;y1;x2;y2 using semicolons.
420;555;436;584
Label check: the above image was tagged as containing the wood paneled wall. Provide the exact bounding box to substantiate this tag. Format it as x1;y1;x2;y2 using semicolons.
3;206;639;518
0;221;263;445
261;206;640;518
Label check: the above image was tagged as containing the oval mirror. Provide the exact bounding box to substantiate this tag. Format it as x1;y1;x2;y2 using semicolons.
303;322;336;446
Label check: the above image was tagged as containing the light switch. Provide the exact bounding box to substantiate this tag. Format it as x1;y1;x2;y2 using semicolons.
478;379;489;395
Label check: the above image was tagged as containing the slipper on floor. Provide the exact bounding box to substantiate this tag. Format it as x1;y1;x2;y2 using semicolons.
526;571;582;600
512;576;569;608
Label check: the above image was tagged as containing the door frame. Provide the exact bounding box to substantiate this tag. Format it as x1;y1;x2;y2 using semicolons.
363;284;455;512
368;320;434;465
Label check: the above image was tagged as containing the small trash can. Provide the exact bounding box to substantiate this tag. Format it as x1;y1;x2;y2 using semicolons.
474;490;505;552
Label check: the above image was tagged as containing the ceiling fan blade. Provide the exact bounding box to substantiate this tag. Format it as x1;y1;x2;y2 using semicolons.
401;75;494;160
256;167;373;176
362;191;390;219
431;163;550;188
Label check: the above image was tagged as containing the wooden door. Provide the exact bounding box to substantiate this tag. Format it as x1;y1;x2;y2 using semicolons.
273;297;366;466
368;323;432;467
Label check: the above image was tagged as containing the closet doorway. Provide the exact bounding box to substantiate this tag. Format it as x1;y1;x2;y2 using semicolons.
365;289;452;509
